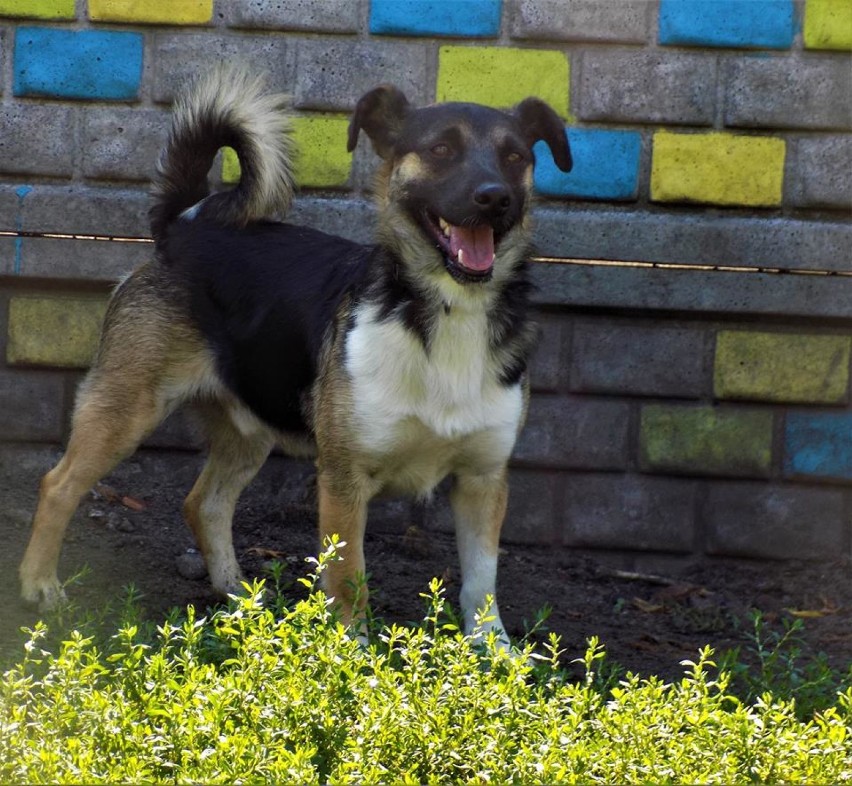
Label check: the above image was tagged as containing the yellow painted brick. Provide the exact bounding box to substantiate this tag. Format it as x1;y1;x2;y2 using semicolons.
715;331;851;404
0;0;74;19
88;0;212;25
651;131;785;208
223;115;353;188
437;46;570;118
7;296;108;368
804;0;852;50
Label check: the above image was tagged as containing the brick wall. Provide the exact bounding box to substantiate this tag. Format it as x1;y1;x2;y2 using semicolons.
1;0;851;563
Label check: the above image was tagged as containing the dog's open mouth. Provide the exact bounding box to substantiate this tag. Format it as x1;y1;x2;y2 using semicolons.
425;212;497;282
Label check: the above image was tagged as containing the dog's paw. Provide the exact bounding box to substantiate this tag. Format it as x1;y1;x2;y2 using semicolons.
20;576;68;612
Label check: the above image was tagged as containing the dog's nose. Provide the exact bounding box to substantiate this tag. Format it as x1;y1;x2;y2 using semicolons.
473;183;511;214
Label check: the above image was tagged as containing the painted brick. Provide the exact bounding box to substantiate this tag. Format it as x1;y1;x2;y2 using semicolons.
13;27;142;101
639;404;773;478
532;204;852;271
89;0;212;24
0;0;74;18
789;135;852;209
153;34;291;104
223;0;360;33
7;296;108;368
715;331;850;404
82;108;169;182
565;473;696;552
534;128;641;201
296;40;430;111
704;482;846;558
659;0;794;49
785;412;852;481
514;395;629;469
0;369;65;441
0;104;74;176
571;320;708;399
14;237;150;281
6;184;151;236
579;50;715;125
724;56;852;130
370;0;501;37
651;131;785;207
511;0;648;43
437;46;569;117
224;115;353;188
804;0;852;50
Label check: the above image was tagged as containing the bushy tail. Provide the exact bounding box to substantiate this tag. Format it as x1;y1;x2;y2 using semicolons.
150;66;294;242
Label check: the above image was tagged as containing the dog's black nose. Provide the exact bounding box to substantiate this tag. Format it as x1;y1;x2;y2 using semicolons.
473;183;511;214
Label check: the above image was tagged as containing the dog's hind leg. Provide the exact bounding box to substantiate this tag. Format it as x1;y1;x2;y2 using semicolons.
182;406;273;597
19;373;168;610
451;470;511;650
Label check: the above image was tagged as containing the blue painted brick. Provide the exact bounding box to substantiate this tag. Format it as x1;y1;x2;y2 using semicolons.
534;129;641;201
14;27;143;101
659;0;794;49
370;0;501;37
785;412;852;480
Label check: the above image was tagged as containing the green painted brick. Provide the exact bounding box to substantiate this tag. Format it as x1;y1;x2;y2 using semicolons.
715;331;850;404
437;46;570;118
88;0;212;25
223;115;352;188
804;0;852;50
7;296;108;368
0;0;74;18
640;404;773;478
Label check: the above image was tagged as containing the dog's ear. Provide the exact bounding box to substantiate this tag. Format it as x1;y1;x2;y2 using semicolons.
514;98;572;173
347;85;411;159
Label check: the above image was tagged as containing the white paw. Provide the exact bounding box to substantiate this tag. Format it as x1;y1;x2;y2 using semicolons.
20;576;67;612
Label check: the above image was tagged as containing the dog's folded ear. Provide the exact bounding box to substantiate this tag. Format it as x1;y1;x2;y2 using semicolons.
514;98;572;173
348;85;411;159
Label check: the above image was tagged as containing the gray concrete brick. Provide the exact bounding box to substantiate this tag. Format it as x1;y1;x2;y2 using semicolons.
504;469;562;544
15;237;151;282
153;33;292;103
82;107;170;183
570;319;708;399
531;260;852;320
4;184;152;237
514;394;630;470
528;313;568;393
143;411;204;451
0;369;65;442
289;196;377;243
0;238;14;276
511;0;649;43
565;473;696;552
532;204;852;271
224;0;362;32
724;55;852;130
703;482;846;559
789;136;852;209
579;50;716;125
295;40;431;111
0;104;75;177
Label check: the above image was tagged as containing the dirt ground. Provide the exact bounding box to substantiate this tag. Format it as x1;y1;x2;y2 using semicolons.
2;442;851;681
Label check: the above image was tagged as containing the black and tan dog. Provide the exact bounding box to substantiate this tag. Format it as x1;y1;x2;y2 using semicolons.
19;68;571;646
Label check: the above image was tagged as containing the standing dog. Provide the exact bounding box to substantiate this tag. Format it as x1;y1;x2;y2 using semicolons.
19;68;572;645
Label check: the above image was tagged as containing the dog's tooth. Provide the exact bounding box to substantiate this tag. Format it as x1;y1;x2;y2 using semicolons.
439;217;450;236
458;248;465;264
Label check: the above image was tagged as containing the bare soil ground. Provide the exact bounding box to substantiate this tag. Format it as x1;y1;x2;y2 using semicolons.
2;443;851;681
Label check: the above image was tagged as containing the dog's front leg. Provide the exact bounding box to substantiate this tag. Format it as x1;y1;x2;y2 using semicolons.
451;470;511;650
317;469;370;634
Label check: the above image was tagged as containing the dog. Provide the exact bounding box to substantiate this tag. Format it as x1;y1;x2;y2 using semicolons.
19;67;572;646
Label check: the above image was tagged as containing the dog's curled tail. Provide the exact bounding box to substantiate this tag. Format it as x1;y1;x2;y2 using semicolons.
150;66;294;241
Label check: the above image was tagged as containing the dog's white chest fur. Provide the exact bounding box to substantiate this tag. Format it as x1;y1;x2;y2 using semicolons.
345;301;522;487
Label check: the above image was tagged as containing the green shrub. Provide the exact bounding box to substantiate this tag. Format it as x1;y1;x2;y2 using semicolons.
2;547;851;783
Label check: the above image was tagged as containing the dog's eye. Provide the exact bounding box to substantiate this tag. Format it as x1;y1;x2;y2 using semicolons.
431;143;451;158
505;151;524;164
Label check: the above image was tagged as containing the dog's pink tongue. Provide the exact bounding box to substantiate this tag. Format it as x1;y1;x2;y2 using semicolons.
449;224;494;271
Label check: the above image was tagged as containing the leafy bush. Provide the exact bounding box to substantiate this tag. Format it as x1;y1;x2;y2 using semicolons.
2;548;851;783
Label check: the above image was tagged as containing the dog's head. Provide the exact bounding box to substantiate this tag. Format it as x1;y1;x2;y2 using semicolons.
348;86;572;288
